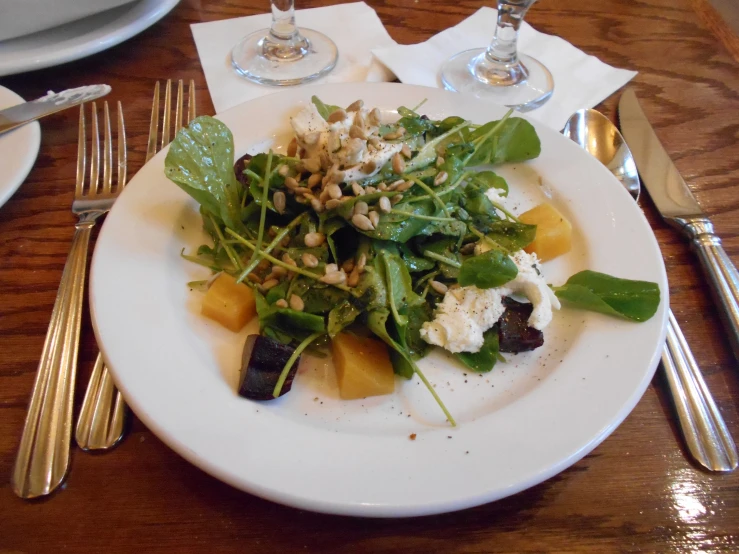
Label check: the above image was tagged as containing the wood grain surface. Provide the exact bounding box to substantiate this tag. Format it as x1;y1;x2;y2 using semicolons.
2;0;739;552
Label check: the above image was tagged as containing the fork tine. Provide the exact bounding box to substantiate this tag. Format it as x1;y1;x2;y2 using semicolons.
75;106;86;197
117;102;127;189
174;79;184;136
161;79;172;149
146;81;160;163
187;79;196;124
102;102;113;195
89;103;100;196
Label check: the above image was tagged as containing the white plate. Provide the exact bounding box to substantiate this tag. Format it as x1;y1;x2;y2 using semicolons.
0;0;179;77
0;86;41;209
90;83;668;517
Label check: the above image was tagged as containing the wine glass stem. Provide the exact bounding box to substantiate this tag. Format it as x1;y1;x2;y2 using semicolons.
270;0;298;41
482;0;535;82
261;0;310;62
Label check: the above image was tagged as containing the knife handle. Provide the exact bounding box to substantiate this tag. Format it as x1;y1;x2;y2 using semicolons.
678;216;739;359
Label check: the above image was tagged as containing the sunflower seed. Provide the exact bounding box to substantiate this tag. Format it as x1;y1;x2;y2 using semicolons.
391;194;403;204
396;180;413;192
354;201;369;216
303;157;321;173
434;171;449;186
307;173;323;188
401;144;412;158
347;267;360;287
277;165;289;177
289;294;305;311
351;182;365;196
352;213;375;231
392;153;405;174
357;253;367;272
342;259;355;273
327;108;348;123
346;99;364;112
430;280;448;294
326;183;343;200
273;191;286;214
274;299;288;308
287;138;298;157
325;199;342;210
349;125;367;140
261;278;279;291
369;108;381;126
282;253;297;266
320;271;347;285
247;272;262;284
285;176;300;190
369;211;380;228
310;198;324;213
304;232;326;247
378;196;392;213
436;156;445;168
301;253;319;267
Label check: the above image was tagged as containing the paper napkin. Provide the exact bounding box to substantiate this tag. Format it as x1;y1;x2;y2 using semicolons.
191;2;397;114
371;7;637;130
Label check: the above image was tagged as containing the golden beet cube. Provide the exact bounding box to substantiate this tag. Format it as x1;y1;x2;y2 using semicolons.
332;333;395;400
201;273;256;332
519;202;572;262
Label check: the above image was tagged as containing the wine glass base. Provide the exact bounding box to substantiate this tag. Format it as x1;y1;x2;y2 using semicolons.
231;28;338;86
441;48;553;112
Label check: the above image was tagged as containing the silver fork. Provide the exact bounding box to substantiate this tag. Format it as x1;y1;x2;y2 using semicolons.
75;79;196;452
12;102;126;498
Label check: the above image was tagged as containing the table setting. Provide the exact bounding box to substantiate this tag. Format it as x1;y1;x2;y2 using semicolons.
1;0;738;550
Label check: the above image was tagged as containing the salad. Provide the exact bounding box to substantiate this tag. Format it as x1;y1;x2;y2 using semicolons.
164;97;660;426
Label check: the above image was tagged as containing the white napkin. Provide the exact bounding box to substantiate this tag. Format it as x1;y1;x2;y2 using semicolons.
191;2;397;114
372;7;637;130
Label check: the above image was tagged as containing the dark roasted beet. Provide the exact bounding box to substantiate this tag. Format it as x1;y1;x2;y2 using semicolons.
234;153;253;187
238;335;300;400
498;298;544;353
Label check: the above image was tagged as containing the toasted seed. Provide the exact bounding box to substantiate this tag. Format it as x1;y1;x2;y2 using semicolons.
357;253;367;272
287;138;298;157
383;127;406;140
318;188;331;203
430;280;449;294
352;213;375;231
325;199;341;210
310;198;324;213
262;278;279;291
351;182;365;196
303;157;321;173
326;183;343;200
320;270;347;285
378;196;392;213
436;156;445;168
247;272;263;284
287;295;303;312
273;191;286;214
391;194;403;205
277;165;289;177
325;263;339;274
388;179;405;191
396;180;413;192
303;132;320;145
368;136;381;147
369;108;381;126
401;144;412;159
347;267;360;287
365;186;377;194
301;253;319;267
281;236;291;247
304;232;326;247
342;259;355;273
361;160;377;174
346;100;364;112
327;168;345;185
257;259;271;271
282;253;297;266
392;153;405;175
349;125;367;140
369;211;380;228
307;173;323;188
460;242;476;255
285;176;300;190
327;108;348;123
268;227;277;238
274;299;288;308
268;266;287;279
354;201;369;216
434;171;449;186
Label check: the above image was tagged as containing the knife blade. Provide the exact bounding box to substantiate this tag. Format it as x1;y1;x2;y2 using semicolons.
618;87;739;361
0;84;111;136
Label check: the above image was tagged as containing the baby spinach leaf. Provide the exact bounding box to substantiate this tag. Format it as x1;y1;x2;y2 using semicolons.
553;270;660;322
164;116;244;232
455;328;500;373
458;250;518;289
311;96;341;120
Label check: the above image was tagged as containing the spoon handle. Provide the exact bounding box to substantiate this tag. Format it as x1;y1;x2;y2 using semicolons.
661;309;737;472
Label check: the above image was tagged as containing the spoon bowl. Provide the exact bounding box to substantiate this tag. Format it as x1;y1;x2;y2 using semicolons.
562;109;641;200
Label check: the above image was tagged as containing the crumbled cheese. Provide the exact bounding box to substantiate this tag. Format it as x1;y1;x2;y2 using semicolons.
420;250;561;353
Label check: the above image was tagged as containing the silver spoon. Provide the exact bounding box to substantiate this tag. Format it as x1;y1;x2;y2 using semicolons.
563;108;738;472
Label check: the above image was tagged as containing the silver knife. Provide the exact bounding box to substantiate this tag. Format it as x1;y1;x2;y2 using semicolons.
619;88;739;360
0;84;111;136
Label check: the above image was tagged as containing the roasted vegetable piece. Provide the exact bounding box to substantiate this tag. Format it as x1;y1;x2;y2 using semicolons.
498;298;544;353
519;202;572;261
201;273;256;332
332;332;395;400
239;335;300;400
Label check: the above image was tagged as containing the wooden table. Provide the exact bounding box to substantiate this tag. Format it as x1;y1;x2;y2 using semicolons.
2;0;738;551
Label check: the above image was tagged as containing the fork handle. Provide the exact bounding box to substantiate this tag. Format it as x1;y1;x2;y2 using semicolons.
12;221;94;498
661;309;738;472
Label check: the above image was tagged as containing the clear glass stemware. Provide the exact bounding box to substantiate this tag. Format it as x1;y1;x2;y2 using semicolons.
441;0;553;111
231;0;338;86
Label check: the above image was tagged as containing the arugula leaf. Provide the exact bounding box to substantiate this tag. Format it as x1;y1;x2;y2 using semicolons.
467;117;541;167
553;270;660;322
458;250;518;289
327;300;361;337
455;328;500;372
164;116;244;231
366;309;413;378
468;171;509;196
484;221;537;253
311;96;341;120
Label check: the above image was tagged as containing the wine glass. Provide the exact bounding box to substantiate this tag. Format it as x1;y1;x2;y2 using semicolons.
441;0;553;111
231;0;338;86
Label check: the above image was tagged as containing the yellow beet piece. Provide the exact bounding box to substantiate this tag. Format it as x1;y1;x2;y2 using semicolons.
332;333;395;400
201;273;256;332
519;202;572;262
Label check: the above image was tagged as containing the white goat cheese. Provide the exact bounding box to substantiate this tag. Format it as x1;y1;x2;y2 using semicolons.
420;250;561;353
